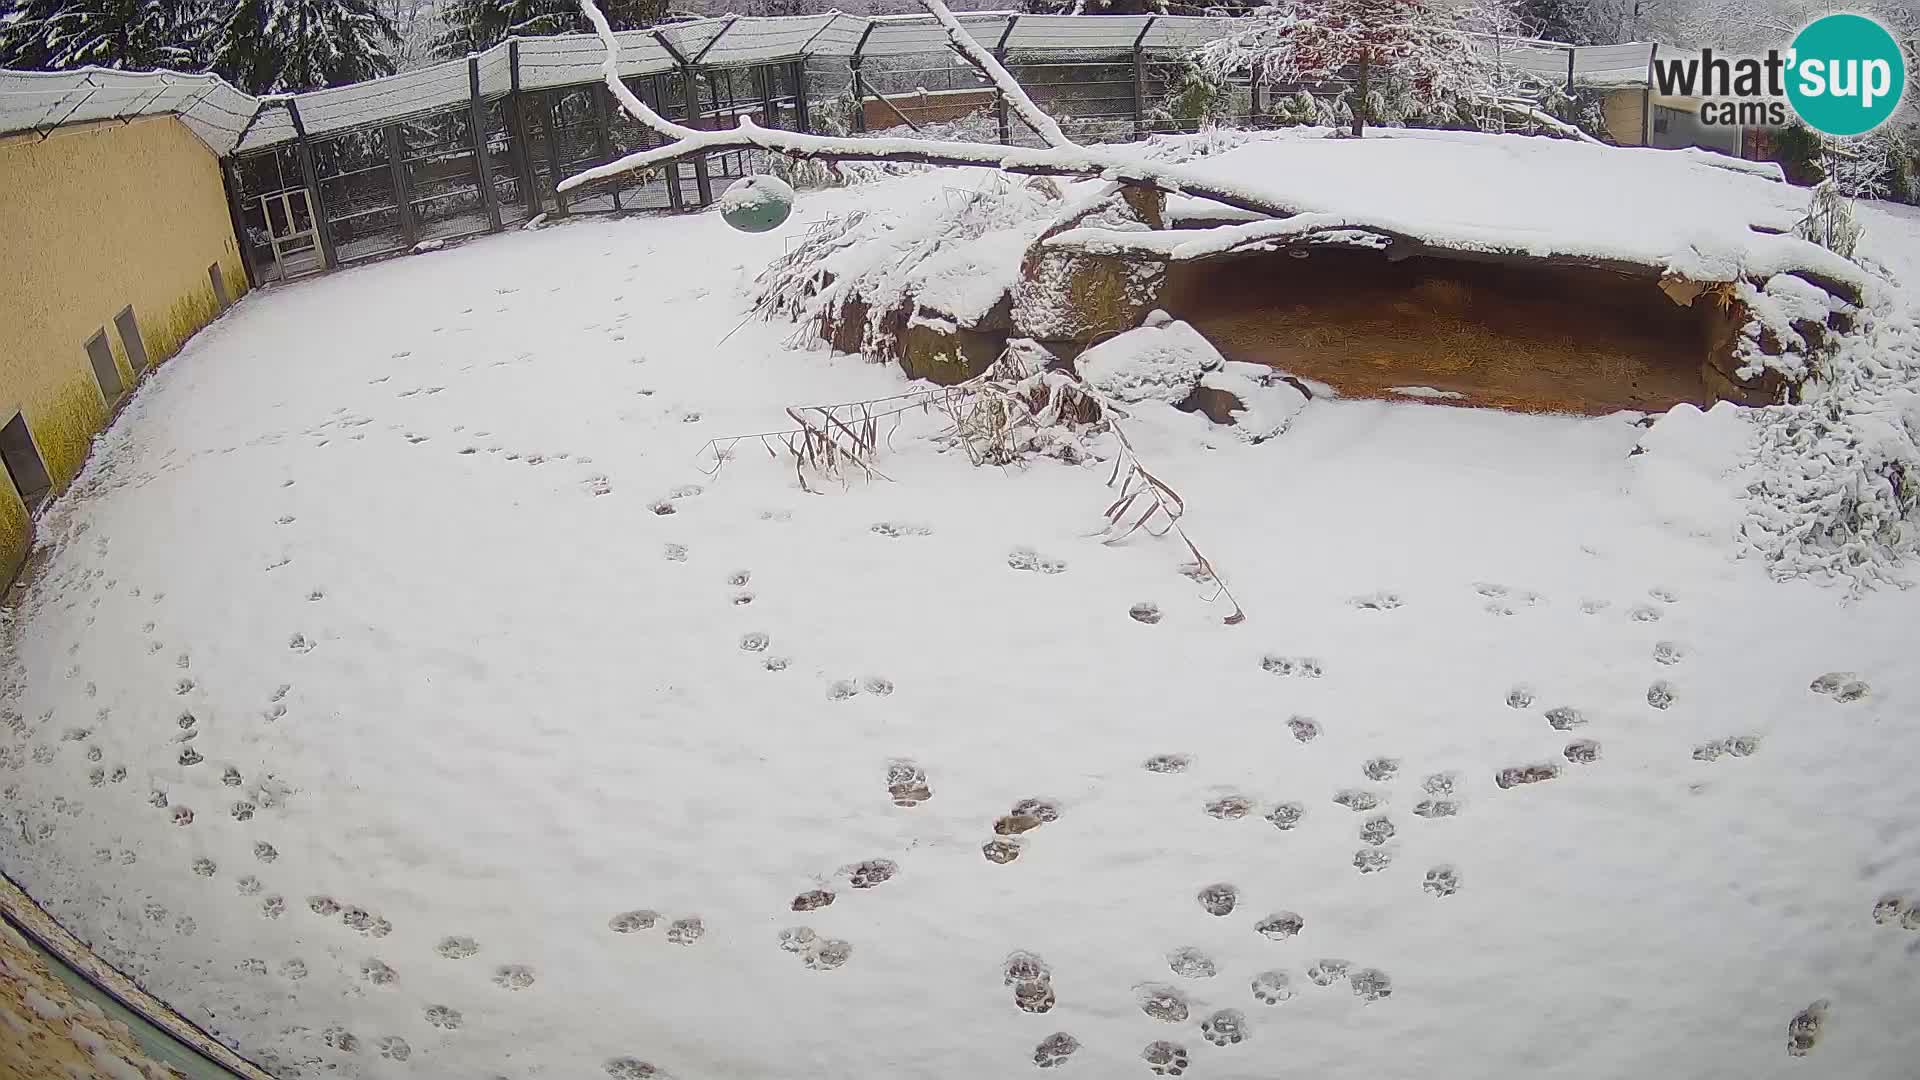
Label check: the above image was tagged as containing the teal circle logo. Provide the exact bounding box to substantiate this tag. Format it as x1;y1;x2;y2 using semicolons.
1787;13;1907;136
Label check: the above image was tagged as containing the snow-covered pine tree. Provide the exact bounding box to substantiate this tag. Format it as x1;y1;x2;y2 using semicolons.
1194;0;1519;136
429;0;659;58
0;0;213;73
212;0;397;93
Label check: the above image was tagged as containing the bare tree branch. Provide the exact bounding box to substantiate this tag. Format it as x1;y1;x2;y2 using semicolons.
921;0;1077;150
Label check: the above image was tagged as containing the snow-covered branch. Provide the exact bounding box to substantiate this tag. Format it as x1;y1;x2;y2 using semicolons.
921;0;1077;149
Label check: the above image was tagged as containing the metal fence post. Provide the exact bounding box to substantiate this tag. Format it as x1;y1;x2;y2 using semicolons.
285;100;336;270
543;88;570;215
509;39;541;217
591;81;621;211
655;75;684;211
993;18;1018;146
793;58;811;133
385;123;417;247
468;55;504;232
1130;16;1155;137
219;158;259;290
682;67;713;205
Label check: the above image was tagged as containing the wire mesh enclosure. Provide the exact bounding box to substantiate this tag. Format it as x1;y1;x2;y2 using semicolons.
91;10;1640;284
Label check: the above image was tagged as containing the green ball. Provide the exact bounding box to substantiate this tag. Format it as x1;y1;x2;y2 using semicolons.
719;175;795;233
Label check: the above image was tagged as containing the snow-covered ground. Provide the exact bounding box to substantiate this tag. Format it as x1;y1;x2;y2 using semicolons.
3;170;1920;1080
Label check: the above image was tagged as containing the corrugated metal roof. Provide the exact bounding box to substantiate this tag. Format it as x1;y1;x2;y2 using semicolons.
0;67;255;153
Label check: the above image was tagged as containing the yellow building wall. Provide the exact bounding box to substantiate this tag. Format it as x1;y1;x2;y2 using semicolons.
1602;88;1648;146
0;114;247;581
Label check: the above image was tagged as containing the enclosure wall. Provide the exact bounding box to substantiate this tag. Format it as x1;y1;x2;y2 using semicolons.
0;114;247;579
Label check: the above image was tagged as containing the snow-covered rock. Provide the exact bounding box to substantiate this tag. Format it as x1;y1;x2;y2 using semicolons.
1627;400;1752;542
1074;312;1222;405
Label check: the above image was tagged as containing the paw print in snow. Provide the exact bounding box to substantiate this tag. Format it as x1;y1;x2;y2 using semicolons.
1287;716;1320;743
1362;757;1399;782
983;837;1023;864
1142;1041;1188;1076
171;806;194;826
1506;685;1535;709
424;1005;462;1030
1648;586;1678;604
1199;1008;1248;1046
666;917;704;945
1563;739;1601;765
1809;672;1870;703
1424;866;1461;897
1254;911;1303;940
321;1026;358;1053
1350;967;1393;1002
1265;802;1304;831
492;964;536;990
1129;602;1162;625
1332;789;1381;812
377;1037;411;1062
886;762;932;807
1143;753;1191;774
1349;591;1402;611
1647;681;1676;709
178;746;203;767
1033;1032;1079;1069
1628;604;1661;623
860;676;894;696
1136;984;1189;1023
261;896;285;919
1205;794;1254;820
192;858;217;877
1358;816;1394;846
438;935;482;957
1352;848;1392;873
663;543;688;562
826;679;858;701
779;926;817;954
803;938;852;971
870;522;930;538
278;959;307;980
608;909;660;933
232;801;256;821
739;632;769;652
222;766;242;787
1166;946;1216;979
1197;882;1238;916
288;633;315;653
1545;706;1585;730
1787;1000;1827;1057
254;842;278;862
843;859;897;888
1654;641;1686;665
604;1058;663;1079
1261;655;1321;678
1250;970;1293;1005
1495;763;1560;789
309;896;341;917
761;656;788;672
360;959;397;987
1306;959;1349;987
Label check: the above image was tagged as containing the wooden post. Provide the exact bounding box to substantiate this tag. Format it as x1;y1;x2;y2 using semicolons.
591;81;621;211
1351;50;1369;137
850;22;874;134
993;18;1017;145
509;40;540;217
285;100;335;270
655;75;684;211
468;55;503;232
385;123;417;247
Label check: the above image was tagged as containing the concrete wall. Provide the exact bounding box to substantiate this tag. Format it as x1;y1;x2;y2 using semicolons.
0;115;247;581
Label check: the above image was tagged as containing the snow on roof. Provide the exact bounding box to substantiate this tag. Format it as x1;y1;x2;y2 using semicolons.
0;67;256;154
1053;128;1862;292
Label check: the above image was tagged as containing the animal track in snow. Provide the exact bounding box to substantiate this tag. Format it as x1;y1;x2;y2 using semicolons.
843;859;897;888
1647;681;1676;709
762;656;789;672
192;858;217;877
778;926;817;954
438;935;482;957
1563;739;1601;765
1032;1032;1079;1069
222;766;243;786
605;1058;663;1079
1008;548;1069;574
424;1005;462;1030
1350;967;1393;1002
1870;894;1908;925
666;917;704;945
739;632;769;652
288;633;315;653
1648;586;1678;604
726;569;751;587
1005;951;1055;1014
376;1037;411;1061
1136;984;1189;1023
1307;959;1349;986
1692;735;1760;761
1287;716;1320;743
1496;763;1560;789
232;801;256;821
1129;602;1163;625
1416;797;1461;818
1788;1000;1827;1057
1349;591;1402;611
492;964;536;990
1545;706;1586;730
801;937;852;971
1199;1008;1248;1046
1809;672;1870;703
1254;911;1303;939
662;543;688;562
1265;802;1305;831
791;889;834;912
1260;655;1322;678
170;806;194;826
1628;604;1661;623
1362;757;1400;782
870;522;932;538
360;959;397;987
608;911;658;935
1197;882;1238;916
860;676;894;696
1250;969;1294;1005
254;842;277;862
1142;1040;1189;1076
1424;866;1461;897
1506;685;1535;709
827;679;859;701
887;760;932;806
1143;753;1191;774
1352;848;1393;874
983;837;1023;864
1205;794;1255;820
1358;816;1395;846
322;1026;358;1053
1654;641;1686;665
278;959;307;980
178;747;203;767
309;896;341;917
1333;790;1382;812
1166;947;1217;979
261;896;285;919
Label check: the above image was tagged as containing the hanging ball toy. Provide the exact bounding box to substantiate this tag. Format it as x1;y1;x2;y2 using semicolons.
718;174;796;234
